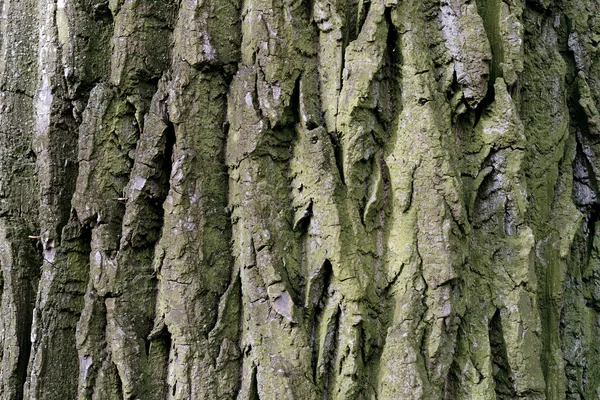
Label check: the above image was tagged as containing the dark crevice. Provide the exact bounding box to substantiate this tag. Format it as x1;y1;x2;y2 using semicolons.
584;205;600;264
346;0;360;42
303;0;315;15
473;83;496;128
503;197;515;236
446;326;467;400
445;70;461;104
310;260;334;381
249;365;260;400
287;74;302;129
145;322;171;400
252;71;268;129
489;309;517;398
14;228;44;400
321;305;341;400
162;121;176;182
330;136;346;185
358;322;367;379
15;306;33;400
114;363;124;399
383;8;400;139
144;336;151;357
26;149;37;163
162;327;172;368
356;0;371;39
89;1;113;22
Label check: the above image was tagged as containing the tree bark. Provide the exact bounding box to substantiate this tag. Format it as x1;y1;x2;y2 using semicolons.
0;0;599;398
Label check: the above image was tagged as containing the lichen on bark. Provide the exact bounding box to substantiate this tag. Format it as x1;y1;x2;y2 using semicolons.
1;0;600;399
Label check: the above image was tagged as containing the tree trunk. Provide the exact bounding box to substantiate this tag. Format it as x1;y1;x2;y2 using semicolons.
0;0;598;398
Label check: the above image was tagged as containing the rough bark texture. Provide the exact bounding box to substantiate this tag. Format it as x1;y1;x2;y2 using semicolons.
0;0;599;399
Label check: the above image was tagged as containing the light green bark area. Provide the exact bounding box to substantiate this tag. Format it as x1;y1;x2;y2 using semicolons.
1;0;600;399
455;79;546;399
154;69;236;399
226;1;317;397
149;1;242;399
377;2;469;397
73;84;139;400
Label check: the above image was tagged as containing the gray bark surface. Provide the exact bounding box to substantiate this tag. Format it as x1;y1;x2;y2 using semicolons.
0;0;599;399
